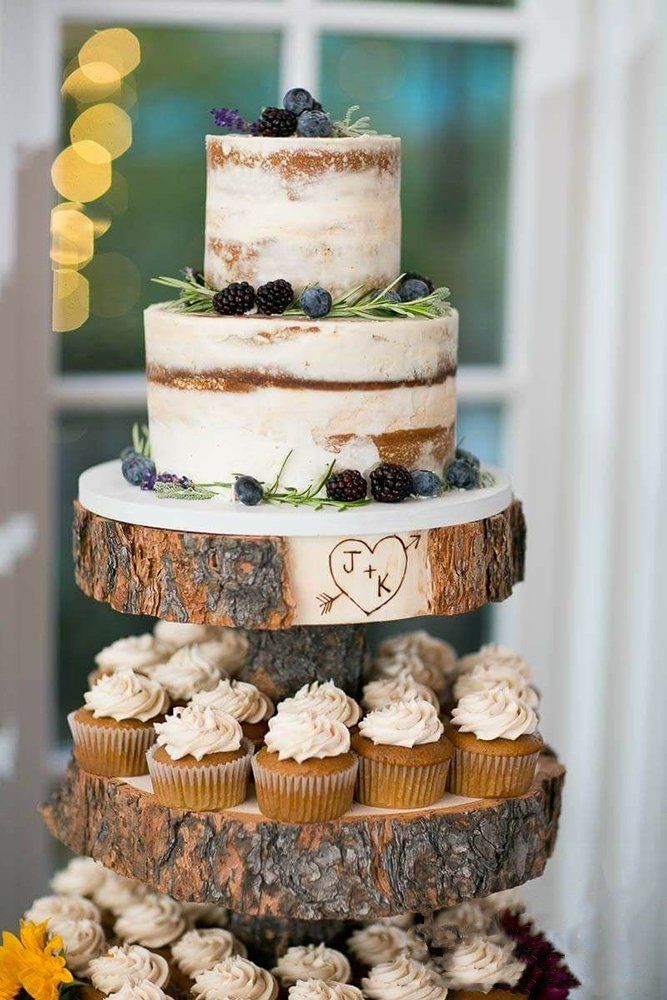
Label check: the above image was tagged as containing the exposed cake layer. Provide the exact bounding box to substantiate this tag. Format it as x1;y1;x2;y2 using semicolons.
204;135;401;298
145;305;458;489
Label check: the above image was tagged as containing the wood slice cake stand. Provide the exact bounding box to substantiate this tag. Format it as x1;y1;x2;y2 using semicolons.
41;753;563;922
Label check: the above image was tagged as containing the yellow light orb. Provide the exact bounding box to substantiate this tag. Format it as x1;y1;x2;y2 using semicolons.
62;62;121;103
88;213;112;237
99;171;129;215
50;206;94;268
53;268;90;332
85;252;141;318
70;103;132;160
51;141;112;202
79;29;141;78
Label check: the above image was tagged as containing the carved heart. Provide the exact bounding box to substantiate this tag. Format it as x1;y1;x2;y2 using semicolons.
329;536;408;616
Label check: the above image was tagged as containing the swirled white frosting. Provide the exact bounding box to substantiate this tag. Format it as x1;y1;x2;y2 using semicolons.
362;671;439;713
93;871;147;915
288;982;363;1000
431;903;490;944
196;632;249;676
375;631;457;694
359;698;443;748
24;894;101;926
89;944;170;992
451;686;538;741
152;645;222;701
457;645;532;683
192;679;274;724
114;893;186;948
50;857;106;897
348;924;428;967
273;943;351;986
95;635;168;676
277;681;361;727
107;980;170;1000
84;669;170;723
154;704;243;761
453;664;539;710
264;711;350;762
181;902;229;928
192;956;277;1000
440;936;525;991
48;918;106;975
172;929;246;978
362;957;449;999
153;620;210;651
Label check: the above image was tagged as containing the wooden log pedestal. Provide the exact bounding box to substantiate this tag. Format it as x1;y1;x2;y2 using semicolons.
41;752;564;922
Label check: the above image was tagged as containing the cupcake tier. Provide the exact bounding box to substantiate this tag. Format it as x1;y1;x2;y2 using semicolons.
41;752;563;921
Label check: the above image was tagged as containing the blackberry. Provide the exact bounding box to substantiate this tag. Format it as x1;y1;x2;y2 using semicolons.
122;453;155;486
213;282;256;316
256;279;294;315
370;463;413;503
256;107;297;137
326;469;367;503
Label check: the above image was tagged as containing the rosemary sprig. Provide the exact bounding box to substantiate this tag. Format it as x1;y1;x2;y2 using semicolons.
332;105;377;138
131;422;151;457
263;456;369;511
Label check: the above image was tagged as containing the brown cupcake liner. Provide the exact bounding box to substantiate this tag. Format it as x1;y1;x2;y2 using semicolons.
147;741;253;811
68;711;156;777
251;756;358;823
447;745;540;798
355;755;450;809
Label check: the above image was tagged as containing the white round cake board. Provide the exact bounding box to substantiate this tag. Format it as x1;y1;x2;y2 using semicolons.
79;460;513;538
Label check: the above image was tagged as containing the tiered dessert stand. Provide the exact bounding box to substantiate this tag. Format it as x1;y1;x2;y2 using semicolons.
42;463;565;966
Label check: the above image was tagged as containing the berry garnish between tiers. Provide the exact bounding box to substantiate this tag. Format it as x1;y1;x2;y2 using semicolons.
210;88;376;140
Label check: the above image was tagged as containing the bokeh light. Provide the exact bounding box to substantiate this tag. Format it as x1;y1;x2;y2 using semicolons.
70;103;132;160
84;252;141;318
79;28;141;78
51;140;112;202
62;63;122;103
50;206;94;268
98;171;129;215
53;269;90;332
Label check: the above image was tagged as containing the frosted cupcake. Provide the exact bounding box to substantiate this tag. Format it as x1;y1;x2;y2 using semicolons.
93;870;148;920
148;704;253;810
441;936;526;998
69;669;169;777
288;983;363;1000
374;631;457;697
192;680;275;746
196;631;249;677
447;687;542;798
352;698;452;809
455;646;531;683
89;944;170;994
272;943;351;988
114;893;186;950
24;894;101;926
347;923;428;967
152;645;223;705
362;670;440;713
92;634;168;684
50;857;106;898
277;681;361;730
252;712;358;823
362;957;449;999
452;665;539;711
47;917;106;976
153;620;211;651
192;956;278;1000
170;928;247;994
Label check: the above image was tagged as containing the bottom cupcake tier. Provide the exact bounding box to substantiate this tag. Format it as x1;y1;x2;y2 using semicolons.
41;751;564;921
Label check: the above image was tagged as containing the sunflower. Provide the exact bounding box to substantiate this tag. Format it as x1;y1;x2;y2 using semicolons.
0;921;74;1000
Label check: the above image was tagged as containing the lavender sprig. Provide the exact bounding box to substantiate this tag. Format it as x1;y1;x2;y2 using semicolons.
210;107;253;132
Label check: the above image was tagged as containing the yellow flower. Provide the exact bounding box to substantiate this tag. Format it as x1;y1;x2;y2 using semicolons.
0;922;73;1000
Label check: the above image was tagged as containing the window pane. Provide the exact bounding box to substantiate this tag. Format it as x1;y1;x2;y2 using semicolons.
59;26;281;372
320;36;513;365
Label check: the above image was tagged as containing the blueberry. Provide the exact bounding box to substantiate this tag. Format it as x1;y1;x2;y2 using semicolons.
398;277;430;302
300;285;332;318
233;475;263;506
296;110;333;138
455;447;480;469
283;87;315;116
383;290;401;303
122;453;156;486
444;458;480;490
411;470;443;497
120;445;136;462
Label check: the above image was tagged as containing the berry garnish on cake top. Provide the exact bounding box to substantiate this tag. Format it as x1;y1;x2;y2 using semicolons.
210;88;376;139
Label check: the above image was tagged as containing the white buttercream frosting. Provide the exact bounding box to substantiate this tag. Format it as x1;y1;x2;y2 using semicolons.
192;956;277;1000
359;698;443;748
451;686;539;741
273;943;351;986
95;635;168;676
89;944;170;992
50;857;106;897
154;704;243;761
362;671;439;713
374;632;457;694
93;871;147;915
288;982;363;1000
84;669;169;723
114;893;186;948
192;679;274;724
264;711;350;762
453;664;539;710
153;620;210;650
48;918;106;975
362;957;449;999
441;936;525;992
107;980;170;1000
172;929;246;977
348;924;428;967
277;681;361;727
152;645;222;702
431;903;490;944
457;645;532;683
197;631;249;676
24;894;101;926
